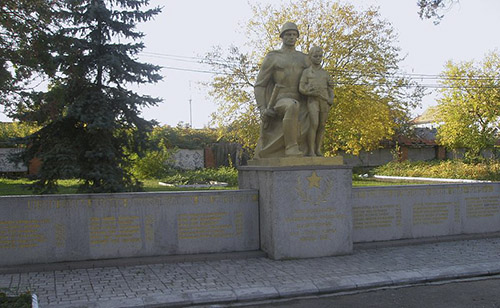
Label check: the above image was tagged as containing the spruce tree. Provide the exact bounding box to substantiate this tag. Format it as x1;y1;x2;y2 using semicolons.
1;0;59;106
19;0;162;193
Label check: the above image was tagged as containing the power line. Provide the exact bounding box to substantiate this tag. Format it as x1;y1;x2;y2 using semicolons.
140;52;204;61
140;51;500;89
141;50;500;80
159;65;226;75
139;51;242;66
156;65;500;89
140;53;202;64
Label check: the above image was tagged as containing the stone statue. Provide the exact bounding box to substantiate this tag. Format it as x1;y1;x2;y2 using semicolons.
253;22;311;159
299;46;334;156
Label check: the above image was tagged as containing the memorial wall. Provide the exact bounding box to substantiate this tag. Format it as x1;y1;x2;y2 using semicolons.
0;190;259;266
352;183;500;242
1;182;499;266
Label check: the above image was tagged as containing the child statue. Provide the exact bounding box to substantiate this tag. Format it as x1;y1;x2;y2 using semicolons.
299;46;334;156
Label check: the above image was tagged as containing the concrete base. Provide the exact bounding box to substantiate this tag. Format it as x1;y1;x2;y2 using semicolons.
247;155;343;167
239;164;353;260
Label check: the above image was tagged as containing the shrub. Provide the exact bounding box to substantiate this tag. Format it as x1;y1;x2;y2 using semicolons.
373;160;500;181
0;291;32;307
161;166;238;186
130;124;222;180
150;124;219;150
131;150;172;180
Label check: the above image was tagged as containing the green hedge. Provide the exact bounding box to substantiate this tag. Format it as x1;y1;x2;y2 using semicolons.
373;160;500;181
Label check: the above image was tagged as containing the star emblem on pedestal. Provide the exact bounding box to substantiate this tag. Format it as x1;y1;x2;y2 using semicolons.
307;171;321;188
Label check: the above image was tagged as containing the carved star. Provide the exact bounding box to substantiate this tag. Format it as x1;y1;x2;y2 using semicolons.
307;171;321;188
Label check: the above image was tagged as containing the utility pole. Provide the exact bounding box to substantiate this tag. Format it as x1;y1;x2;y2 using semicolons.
189;81;193;128
189;98;193;128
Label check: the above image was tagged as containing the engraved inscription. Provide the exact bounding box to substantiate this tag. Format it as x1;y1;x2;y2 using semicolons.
55;223;66;247
145;216;154;243
286;208;342;242
0;219;50;249
354;185;495;200
466;196;500;218
353;204;402;229
90;216;141;245
177;212;243;239
413;202;453;225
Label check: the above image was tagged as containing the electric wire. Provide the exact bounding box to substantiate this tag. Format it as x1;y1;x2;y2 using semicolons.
138;51;500;89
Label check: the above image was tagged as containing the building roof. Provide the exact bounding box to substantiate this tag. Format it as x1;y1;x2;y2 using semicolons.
412;106;440;125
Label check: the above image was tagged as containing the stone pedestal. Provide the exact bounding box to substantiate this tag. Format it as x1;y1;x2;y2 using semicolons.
239;159;352;260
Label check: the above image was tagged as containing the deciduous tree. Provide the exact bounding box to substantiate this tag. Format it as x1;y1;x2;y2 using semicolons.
205;0;423;156
417;0;458;24
436;51;500;159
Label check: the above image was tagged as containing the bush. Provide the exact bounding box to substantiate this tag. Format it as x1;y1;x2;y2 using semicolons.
150;124;219;150
0;291;32;307
130;124;222;180
131;150;172;180
161;166;238;186
373;160;500;181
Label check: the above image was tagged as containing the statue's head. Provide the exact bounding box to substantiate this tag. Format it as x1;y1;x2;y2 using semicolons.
280;22;299;47
309;46;324;65
279;22;299;38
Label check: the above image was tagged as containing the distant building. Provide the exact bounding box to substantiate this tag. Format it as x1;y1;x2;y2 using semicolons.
393;106;444;162
411;106;441;129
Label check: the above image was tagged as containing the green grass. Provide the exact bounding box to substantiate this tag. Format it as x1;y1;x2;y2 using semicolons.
0;177;425;196
0;178;237;196
352;178;425;187
0;178;80;195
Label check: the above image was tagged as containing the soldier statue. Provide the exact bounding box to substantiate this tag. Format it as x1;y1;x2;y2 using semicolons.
253;22;311;159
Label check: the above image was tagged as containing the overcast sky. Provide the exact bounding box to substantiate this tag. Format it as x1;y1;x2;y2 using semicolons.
2;0;500;128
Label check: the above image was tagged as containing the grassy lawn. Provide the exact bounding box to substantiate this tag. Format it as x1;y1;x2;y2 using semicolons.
0;177;426;196
352;178;427;187
0;178;238;196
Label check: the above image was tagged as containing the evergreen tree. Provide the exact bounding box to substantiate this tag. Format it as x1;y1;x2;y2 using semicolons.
0;0;59;107
18;0;162;193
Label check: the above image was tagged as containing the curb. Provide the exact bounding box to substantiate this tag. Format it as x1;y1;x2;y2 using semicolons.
373;175;492;183
54;262;500;308
32;294;39;308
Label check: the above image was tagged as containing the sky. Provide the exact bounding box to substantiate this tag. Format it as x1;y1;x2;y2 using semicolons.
2;0;500;128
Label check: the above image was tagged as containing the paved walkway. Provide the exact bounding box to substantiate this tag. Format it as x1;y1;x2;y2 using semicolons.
2;237;500;307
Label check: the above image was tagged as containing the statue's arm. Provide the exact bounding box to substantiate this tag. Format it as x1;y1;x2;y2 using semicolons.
254;55;274;114
327;72;335;105
298;70;310;96
254;86;267;114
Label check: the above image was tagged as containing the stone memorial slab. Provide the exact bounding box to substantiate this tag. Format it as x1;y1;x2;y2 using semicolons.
352;183;500;243
0;190;259;266
461;184;500;233
239;164;352;260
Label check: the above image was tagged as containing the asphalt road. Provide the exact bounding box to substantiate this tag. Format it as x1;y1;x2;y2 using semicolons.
233;276;500;308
